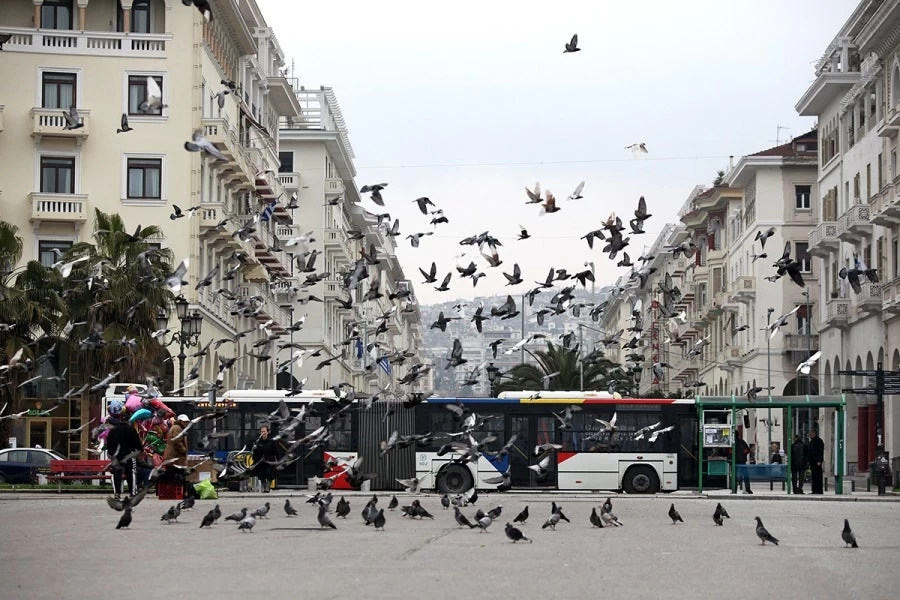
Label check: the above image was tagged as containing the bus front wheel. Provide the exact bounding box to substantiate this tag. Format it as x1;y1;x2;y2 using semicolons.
437;463;474;495
623;465;659;494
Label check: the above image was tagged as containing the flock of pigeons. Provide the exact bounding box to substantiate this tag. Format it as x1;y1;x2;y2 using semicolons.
104;487;861;551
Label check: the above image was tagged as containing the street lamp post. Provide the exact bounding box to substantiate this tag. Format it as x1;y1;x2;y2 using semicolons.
485;362;500;397
802;287;813;436
158;295;203;395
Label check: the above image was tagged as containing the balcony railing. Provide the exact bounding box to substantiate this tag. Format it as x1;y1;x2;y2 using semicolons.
31;107;90;143
729;276;755;304
325;178;345;198
823;297;850;329
856;281;882;314
0;27;170;58
808;221;839;256
782;333;819;353
882;277;900;315
29;192;88;223
836;204;872;243
278;172;300;189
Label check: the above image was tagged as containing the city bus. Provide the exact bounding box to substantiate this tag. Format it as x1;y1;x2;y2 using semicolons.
414;392;698;494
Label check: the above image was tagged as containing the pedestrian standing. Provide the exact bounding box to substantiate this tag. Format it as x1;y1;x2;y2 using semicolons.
733;430;752;494
105;401;142;500
807;428;825;494
791;434;807;494
251;425;280;492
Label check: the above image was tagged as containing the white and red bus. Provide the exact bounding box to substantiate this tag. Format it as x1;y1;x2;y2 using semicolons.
414;392;697;494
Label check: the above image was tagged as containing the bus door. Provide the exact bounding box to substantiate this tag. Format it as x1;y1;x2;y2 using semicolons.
533;415;559;488
677;414;698;488
508;415;532;487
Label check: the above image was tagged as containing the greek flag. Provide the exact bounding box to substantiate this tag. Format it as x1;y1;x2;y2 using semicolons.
355;338;364;359
259;199;277;222
378;356;392;375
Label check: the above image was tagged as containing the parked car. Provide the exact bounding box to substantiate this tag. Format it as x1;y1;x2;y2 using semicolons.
0;448;66;484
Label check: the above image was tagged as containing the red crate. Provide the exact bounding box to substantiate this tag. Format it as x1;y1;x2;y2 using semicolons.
157;481;184;500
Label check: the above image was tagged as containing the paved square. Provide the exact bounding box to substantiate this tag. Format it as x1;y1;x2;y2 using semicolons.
1;492;897;599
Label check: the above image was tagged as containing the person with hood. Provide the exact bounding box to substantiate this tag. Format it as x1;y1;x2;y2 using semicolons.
105;401;142;500
791;434;807;494
807;429;825;494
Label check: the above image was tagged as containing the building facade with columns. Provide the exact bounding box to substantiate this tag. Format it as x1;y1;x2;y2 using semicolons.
0;0;300;453
796;0;900;477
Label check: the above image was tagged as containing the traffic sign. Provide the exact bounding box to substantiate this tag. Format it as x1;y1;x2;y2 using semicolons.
840;370;879;376
842;388;878;394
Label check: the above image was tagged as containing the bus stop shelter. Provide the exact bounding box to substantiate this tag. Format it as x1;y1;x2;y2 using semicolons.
696;395;846;494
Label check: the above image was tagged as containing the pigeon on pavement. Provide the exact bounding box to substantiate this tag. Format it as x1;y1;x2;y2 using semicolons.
755;516;779;545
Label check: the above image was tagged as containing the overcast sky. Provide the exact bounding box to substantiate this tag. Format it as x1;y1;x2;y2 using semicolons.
259;0;853;305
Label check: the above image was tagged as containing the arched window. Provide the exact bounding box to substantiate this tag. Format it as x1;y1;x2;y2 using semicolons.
891;64;900;109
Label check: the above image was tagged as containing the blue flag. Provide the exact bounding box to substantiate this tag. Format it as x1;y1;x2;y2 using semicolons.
355;339;364;359
260;199;277;222
378;356;391;375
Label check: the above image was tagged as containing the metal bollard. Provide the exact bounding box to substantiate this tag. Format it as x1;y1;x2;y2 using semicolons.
867;476;871;492
851;479;855;493
824;477;828;492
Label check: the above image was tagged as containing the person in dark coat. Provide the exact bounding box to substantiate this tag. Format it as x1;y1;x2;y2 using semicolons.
733;430;752;494
807;428;825;494
105;401;142;500
251;425;280;492
791;434;807;494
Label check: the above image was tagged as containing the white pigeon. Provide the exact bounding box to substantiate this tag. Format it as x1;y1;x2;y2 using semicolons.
595;412;618;432
797;350;822;375
648;425;675;443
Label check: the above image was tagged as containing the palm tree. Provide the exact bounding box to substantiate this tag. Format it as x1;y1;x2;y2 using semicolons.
713;170;727;186
493;342;623;394
0;221;67;443
61;209;176;387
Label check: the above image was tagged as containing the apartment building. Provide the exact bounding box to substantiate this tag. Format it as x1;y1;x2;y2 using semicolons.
275;87;423;395
0;1;311;452
796;0;900;476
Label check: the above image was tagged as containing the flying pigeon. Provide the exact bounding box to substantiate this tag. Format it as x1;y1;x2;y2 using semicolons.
797;350;822;376
563;34;580;53
184;129;227;160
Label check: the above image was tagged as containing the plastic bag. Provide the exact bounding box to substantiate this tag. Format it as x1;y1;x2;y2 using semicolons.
193;479;218;500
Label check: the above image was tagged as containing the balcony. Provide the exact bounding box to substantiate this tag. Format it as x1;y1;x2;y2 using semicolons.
836;203;872;243
856;281;882;315
729;276;755;304
869;190;900;226
878;101;900;138
808;221;839;257
31;107;90;144
29;192;88;225
200;117;255;185
691;313;708;330
882;277;900;315
823;297;850;329
325;178;345;198
0;27;169;58
706;249;726;266
715;289;738;314
278;172;300;189
782;333;819;354
251;223;291;278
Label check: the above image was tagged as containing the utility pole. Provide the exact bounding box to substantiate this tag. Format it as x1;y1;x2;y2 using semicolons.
766;307;775;460
520;292;526;365
578;324;584;392
804;287;813;435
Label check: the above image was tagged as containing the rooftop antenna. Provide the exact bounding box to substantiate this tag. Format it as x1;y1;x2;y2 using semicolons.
770;124;790;146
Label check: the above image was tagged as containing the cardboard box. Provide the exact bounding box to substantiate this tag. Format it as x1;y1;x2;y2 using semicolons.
186;455;217;484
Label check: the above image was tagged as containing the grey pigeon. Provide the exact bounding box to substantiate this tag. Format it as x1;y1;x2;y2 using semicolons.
184;129;227;160
600;507;623;527
160;505;178;524
841;519;858;548
116;507;132;529
318;505;337;529
284;499;298;516
441;494;451;510
373;508;386;531
454;506;475;529
590;507;604;528
238;514;256;532
542;511;560;530
388;495;398;511
474;514;493;532
225;508;247;522
487;505;503;520
505;522;532;543
755;516;779;545
252;502;270;519
602;497;613;513
668;503;684;524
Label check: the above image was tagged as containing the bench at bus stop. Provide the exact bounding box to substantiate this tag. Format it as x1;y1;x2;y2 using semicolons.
707;461;788;491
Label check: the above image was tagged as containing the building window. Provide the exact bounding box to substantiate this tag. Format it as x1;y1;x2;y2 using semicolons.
797;305;811;336
42;72;76;110
795;185;811;210
866;163;871;200
117;0;151;33
38;240;73;267
40;156;75;194
878;153;883;189
278;151;294;173
127;75;164;116
41;0;73;30
126;158;162;199
795;242;811;273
